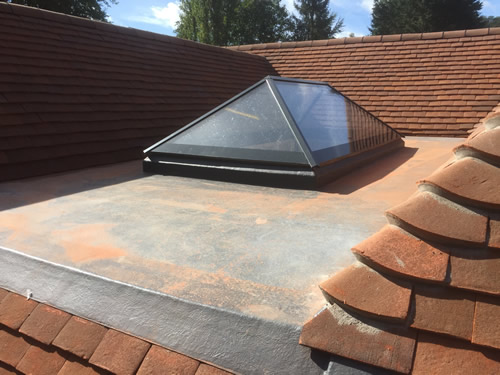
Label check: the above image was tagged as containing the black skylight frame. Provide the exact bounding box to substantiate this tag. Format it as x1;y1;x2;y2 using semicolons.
143;76;404;189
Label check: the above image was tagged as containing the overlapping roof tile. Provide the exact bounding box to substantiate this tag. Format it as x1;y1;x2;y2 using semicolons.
229;29;500;137
0;289;233;374
299;112;500;373
0;2;275;182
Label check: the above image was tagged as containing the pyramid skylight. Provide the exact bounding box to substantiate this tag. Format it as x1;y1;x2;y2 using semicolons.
144;76;403;188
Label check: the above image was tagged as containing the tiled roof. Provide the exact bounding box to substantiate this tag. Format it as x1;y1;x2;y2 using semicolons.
298;111;500;373
0;288;233;375
229;29;500;137
0;3;275;182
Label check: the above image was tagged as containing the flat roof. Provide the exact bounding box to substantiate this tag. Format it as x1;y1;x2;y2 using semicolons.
0;137;462;325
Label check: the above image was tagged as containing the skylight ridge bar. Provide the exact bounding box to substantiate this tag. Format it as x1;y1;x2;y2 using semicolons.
266;77;317;167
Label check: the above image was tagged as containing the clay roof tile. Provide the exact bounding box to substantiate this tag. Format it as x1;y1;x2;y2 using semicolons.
418;157;500;210
352;225;449;282
300;108;500;373
300;305;417;374
0;289;234;374
386;191;488;247
320;263;412;322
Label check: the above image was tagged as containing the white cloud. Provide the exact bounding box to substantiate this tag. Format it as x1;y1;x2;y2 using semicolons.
282;0;296;16
361;0;374;12
151;3;181;28
127;2;181;29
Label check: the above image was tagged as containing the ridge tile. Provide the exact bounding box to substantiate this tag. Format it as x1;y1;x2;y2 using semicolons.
472;294;500;350
320;263;412;321
460;127;500;165
89;329;151;375
300;304;417;374
352;225;449;282
412;331;500;375
411;285;475;340
386;191;488;247
418;157;500;210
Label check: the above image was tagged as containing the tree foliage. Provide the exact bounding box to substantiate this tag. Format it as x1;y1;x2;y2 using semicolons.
482;15;500;28
176;0;239;46
176;0;344;45
176;0;294;45
234;0;293;44
292;0;344;40
370;0;484;35
8;0;116;21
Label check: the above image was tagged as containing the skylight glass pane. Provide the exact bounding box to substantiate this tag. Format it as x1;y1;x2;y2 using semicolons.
154;82;308;165
275;81;399;164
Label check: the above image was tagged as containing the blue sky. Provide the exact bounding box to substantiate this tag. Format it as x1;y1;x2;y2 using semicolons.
107;0;500;39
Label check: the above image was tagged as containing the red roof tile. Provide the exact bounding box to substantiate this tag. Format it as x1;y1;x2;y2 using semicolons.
136;345;200;375
320;263;412;322
16;345;66;375
0;293;38;330
386;191;488;247
89;330;151;375
19;303;71;345
0;2;275;182
449;249;500;295
418;157;500;210
412;332;500;375
489;215;500;249
411;285;475;340
352;225;449;282
57;360;103;375
472;294;500;349
229;30;500;137
0;289;235;375
299;110;500;372
300;306;417;373
457;126;500;164
52;316;107;360
0;330;30;368
0;291;8;304
195;364;233;375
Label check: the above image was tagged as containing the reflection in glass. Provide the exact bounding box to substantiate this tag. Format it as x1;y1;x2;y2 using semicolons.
275;81;398;163
154;82;309;165
170;83;301;152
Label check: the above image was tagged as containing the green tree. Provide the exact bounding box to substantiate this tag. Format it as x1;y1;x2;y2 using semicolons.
176;0;239;45
8;0;116;21
482;15;500;27
292;0;344;40
176;0;293;45
370;0;484;35
234;0;293;44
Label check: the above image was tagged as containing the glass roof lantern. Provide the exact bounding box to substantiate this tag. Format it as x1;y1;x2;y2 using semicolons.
143;76;404;188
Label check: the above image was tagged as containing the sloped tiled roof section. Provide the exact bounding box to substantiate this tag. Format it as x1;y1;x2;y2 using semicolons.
229;29;500;137
0;3;275;182
0;289;233;375
299;111;500;374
